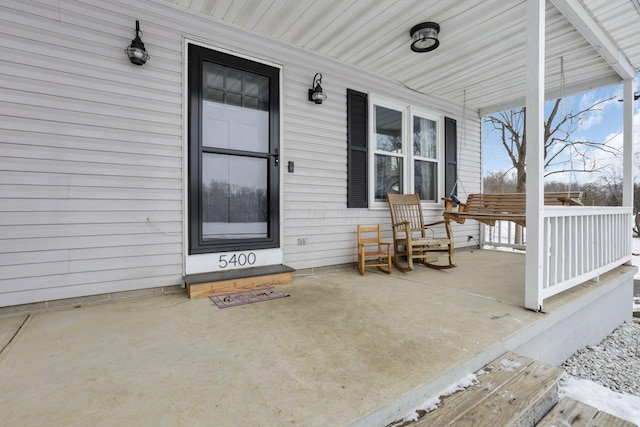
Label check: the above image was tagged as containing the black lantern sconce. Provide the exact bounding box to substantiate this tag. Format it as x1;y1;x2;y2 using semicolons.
410;22;440;52
308;73;327;104
125;20;150;65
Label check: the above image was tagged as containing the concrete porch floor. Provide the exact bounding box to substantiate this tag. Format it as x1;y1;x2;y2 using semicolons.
0;249;634;427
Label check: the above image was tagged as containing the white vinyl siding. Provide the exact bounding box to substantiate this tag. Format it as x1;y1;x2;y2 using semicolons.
0;0;184;306
0;0;482;305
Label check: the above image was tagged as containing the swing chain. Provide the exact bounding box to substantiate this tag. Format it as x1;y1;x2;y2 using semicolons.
560;56;577;196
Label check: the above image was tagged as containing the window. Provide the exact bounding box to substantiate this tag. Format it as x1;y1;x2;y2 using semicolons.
413;115;439;201
346;89;456;210
373;105;404;199
369;97;443;206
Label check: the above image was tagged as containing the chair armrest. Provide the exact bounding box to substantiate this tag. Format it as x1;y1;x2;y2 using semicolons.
442;197;467;212
391;221;411;241
442;197;455;212
424;220;446;228
391;220;410;228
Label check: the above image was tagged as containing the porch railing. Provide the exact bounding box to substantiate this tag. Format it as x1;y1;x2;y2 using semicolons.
481;207;633;300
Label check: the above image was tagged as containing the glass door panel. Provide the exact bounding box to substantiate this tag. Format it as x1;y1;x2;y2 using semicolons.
202;154;268;240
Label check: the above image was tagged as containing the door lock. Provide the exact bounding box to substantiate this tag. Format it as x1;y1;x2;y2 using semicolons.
268;148;280;166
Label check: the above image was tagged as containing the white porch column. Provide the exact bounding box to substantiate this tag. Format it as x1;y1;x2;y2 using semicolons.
623;78;635;261
623;79;634;208
525;0;545;311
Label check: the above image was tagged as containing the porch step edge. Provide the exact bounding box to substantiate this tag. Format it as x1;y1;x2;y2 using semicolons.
398;352;563;427
184;264;295;299
184;264;295;284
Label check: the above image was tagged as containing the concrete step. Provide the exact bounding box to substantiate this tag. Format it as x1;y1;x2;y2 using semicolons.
394;352;564;427
537;397;636;427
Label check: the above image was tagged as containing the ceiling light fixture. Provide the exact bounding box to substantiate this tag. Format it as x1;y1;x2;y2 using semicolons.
410;22;440;53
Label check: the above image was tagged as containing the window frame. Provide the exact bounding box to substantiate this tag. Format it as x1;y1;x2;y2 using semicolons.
370;99;408;204
367;95;445;209
411;106;444;204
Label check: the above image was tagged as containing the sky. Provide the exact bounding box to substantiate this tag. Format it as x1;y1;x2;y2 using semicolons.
482;72;640;185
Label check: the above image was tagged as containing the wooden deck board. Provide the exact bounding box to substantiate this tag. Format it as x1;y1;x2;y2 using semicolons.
590;410;637;426
414;352;535;426
453;359;563;426
537;397;636;427
186;272;293;299
536;397;598;427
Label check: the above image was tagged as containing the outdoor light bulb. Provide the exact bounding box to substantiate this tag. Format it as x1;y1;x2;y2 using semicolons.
414;28;437;48
308;73;326;104
312;86;327;103
414;38;436;50
125;44;149;65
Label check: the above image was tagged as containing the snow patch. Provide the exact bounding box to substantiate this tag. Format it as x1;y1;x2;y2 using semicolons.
560;376;640;425
399;373;479;423
499;358;522;372
632;237;640;280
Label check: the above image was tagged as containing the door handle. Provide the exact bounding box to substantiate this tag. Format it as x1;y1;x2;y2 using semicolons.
268;148;279;166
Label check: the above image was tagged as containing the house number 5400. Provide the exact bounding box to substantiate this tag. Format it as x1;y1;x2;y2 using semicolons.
218;252;256;269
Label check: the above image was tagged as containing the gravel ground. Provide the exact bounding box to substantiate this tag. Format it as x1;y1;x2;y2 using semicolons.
561;320;640;396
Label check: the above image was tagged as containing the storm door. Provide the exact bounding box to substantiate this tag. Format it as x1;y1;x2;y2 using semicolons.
188;45;280;255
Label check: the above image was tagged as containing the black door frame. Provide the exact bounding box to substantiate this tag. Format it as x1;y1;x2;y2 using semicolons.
188;44;280;255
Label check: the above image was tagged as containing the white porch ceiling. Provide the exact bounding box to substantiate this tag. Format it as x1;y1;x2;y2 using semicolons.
161;0;640;114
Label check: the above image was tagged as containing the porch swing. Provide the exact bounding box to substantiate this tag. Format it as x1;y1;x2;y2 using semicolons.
442;67;583;229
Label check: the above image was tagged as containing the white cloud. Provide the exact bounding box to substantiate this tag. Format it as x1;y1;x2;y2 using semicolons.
545;104;639;185
585;109;640;183
576;91;620;131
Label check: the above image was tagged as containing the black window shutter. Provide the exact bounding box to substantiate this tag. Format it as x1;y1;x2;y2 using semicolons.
347;89;368;208
444;117;458;198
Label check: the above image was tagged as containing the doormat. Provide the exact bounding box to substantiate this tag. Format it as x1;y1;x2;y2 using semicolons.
209;288;290;308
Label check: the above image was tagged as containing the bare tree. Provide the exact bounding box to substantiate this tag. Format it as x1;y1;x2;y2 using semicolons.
482;171;517;194
484;96;619;193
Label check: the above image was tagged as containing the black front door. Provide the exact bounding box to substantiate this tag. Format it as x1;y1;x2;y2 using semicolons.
188;45;280;255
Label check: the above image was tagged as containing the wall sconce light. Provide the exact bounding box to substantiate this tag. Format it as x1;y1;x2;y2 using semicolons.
410;22;440;52
308;73;327;104
125;20;150;65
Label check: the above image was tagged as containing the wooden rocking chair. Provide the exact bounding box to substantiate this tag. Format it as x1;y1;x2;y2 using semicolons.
387;193;456;271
